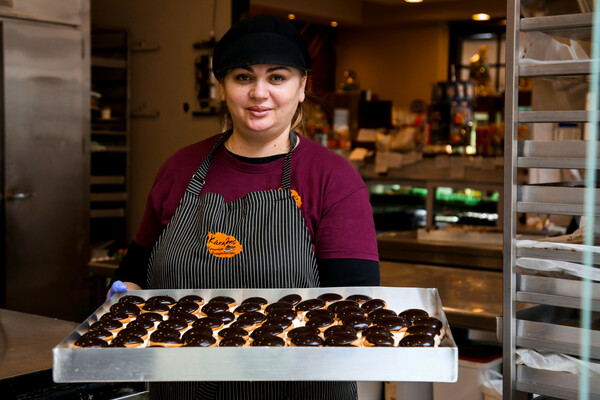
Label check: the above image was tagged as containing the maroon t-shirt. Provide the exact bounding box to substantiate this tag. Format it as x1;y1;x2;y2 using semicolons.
134;133;379;262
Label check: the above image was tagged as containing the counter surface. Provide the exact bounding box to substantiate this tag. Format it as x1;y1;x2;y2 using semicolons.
0;309;78;380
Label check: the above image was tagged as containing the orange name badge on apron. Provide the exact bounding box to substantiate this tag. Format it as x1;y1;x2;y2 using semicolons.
206;231;243;258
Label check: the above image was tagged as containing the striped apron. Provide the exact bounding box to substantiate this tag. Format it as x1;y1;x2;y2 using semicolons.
146;130;357;400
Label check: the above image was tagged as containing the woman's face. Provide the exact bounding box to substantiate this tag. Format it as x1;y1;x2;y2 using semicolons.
220;64;306;141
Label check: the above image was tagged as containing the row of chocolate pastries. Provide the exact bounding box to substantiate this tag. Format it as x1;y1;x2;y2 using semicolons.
74;293;445;348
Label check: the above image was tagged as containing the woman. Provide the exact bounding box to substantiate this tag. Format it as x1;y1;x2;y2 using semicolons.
109;14;379;400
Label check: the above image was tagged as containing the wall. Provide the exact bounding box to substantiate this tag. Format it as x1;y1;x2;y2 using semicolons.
335;22;449;111
91;0;231;241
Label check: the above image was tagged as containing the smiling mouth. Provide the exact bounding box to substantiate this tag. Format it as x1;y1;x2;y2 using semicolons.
248;107;270;117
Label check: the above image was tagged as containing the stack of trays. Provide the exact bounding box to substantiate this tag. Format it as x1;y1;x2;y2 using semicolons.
53;287;458;382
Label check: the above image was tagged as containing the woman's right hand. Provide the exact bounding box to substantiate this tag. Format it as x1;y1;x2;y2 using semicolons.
106;280;143;299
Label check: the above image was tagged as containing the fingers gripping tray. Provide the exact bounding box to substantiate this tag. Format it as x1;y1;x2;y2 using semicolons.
53;287;458;382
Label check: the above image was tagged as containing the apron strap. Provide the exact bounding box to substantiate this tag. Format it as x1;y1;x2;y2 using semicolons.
186;130;298;196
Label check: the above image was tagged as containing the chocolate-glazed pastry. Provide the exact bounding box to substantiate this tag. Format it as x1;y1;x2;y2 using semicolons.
230;319;256;331
317;293;344;303
346;294;371;304
111;334;144;348
406;325;438;337
146;295;177;307
413;316;443;334
201;301;230;315
295;299;326;312
336;307;366;320
341;316;371;332
74;336;109;348
363;333;395;347
287;326;320;340
184;335;216;347
361;299;386;313
234;303;261;314
399;333;435;347
100;311;130;324
262;316;293;331
149;328;182;347
193;316;223;330
141;302;170;315
79;330;113;342
90;319;122;333
250;325;284;340
170;301;200;315
251;335;285;347
237;311;267;325
375;316;409;332
110;302;141;317
211;311;235;325
117;326;148;339
323;326;357;340
328;300;359;314
168;311;198;325
290;334;323;347
182;326;215;342
278;293;302;306
127;318;155;331
218;327;249;340
178;295;204;305
305;315;335;331
137;312;164;323
219;336;247;347
265;301;294;314
399;309;429;325
305;309;334;321
118;294;146;307
241;296;268;307
209;296;236;307
363;326;392;338
325;332;359;347
369;309;397;323
268;308;298;321
158;318;188;332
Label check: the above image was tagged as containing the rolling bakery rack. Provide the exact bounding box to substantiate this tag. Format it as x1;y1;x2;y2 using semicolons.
504;0;600;399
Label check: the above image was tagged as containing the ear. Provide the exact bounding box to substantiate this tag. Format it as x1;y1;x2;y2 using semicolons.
298;74;307;103
219;81;226;101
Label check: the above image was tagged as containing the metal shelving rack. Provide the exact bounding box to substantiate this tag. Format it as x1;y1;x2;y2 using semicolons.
504;1;600;399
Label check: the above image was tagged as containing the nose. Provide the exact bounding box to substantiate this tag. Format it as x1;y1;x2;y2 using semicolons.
249;79;268;100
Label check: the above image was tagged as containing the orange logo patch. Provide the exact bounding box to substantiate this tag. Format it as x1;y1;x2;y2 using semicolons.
206;232;243;258
278;188;302;208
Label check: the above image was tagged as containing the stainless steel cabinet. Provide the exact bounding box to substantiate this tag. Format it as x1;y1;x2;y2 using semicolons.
504;1;599;399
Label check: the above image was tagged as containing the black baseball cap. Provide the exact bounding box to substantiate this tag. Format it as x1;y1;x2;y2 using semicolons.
212;14;311;79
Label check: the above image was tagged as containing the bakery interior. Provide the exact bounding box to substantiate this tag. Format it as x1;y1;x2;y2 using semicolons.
1;0;598;399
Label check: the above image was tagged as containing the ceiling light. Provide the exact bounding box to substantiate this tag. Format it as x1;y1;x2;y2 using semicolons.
288;14;296;20
472;13;491;21
405;0;423;3
330;21;338;27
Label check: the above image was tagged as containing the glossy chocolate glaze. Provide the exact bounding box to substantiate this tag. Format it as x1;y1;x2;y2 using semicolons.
278;293;302;306
90;319;122;332
291;334;323;347
110;302;141;316
146;295;177;307
305;315;335;329
201;301;230;315
267;308;298;321
158;318;188;331
399;309;429;325
211;311;235;324
250;325;284;339
262;316;293;330
364;333;395;347
345;294;372;304
413;316;443;333
251;335;285;347
168;311;198;325
264;301;294;314
74;336;109;348
361;299;386;313
406;325;438;337
327;300;359;314
218;327;249;339
170;301;200;315
368;308;397;323
137;312;164;323
336;307;366;319
127;318;155;331
323;326;357;340
79;330;113;342
117;326;147;338
209;296;236;306
287;326;320;339
219;336;247;347
234;303;261;314
295;298;326;312
230;319;255;331
375;316;409;332
193;316;223;330
141;302;170;314
178;295;204;305
182;326;214;342
118;295;145;306
237;311;267;325
317;293;344;302
241;296;268;306
325;332;358;347
111;334;144;347
341;316;371;332
305;309;334;320
100;311;129;322
399;333;435;347
150;328;182;344
184;335;216;347
363;326;392;338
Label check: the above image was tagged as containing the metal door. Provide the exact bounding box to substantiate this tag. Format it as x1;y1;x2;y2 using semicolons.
1;19;89;321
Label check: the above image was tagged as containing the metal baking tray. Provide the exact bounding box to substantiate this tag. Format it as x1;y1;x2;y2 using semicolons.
53;286;457;382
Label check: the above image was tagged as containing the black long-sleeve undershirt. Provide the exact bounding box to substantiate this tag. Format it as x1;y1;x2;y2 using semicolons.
109;240;379;290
